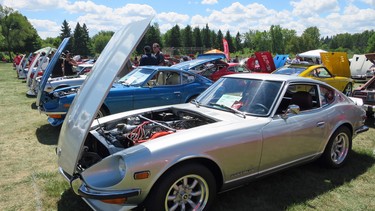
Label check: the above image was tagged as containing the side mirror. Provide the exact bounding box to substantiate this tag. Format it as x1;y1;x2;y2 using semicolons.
281;104;300;119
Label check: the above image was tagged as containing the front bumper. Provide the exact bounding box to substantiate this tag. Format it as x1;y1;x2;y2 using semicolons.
58;167;140;210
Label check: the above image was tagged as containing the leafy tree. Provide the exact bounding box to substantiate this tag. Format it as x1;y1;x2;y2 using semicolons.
202;24;211;48
210;30;217;50
367;33;375;52
214;30;223;50
60;20;72;51
234;32;242;53
301;26;320;51
0;5;41;60
182;25;193;54
252;30;271;51
224;30;234;53
193;27;202;48
282;28;298;54
91;31;114;56
270;25;284;54
137;24;162;55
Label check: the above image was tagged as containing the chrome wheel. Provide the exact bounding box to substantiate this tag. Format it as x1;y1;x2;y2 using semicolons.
330;131;350;165
96;107;107;118
165;174;209;210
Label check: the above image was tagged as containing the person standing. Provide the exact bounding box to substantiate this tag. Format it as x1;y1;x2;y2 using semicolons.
50;51;64;78
13;53;22;68
139;45;158;66
63;51;78;76
152;43;165;66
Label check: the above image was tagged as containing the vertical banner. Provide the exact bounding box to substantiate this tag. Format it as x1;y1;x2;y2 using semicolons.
222;38;230;61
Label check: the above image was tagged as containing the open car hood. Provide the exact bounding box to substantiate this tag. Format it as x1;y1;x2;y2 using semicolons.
171;56;224;71
36;38;70;107
365;53;375;64
320;52;351;78
57;17;152;175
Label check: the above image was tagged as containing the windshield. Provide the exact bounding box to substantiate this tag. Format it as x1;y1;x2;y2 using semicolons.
196;77;283;116
117;67;155;86
273;66;306;75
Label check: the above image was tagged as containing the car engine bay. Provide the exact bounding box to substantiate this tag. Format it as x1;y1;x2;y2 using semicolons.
77;108;217;170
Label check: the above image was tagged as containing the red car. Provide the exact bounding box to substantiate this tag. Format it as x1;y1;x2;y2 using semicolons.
352;76;375;116
172;54;251;81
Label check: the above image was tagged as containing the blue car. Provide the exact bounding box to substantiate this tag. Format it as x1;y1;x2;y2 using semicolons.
38;65;212;126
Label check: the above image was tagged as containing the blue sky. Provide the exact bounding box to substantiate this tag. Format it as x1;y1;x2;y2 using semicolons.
1;0;374;39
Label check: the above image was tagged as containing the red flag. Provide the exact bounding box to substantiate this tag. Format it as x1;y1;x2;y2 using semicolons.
222;38;230;61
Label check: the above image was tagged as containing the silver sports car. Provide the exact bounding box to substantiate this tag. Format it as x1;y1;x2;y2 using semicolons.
56;18;369;211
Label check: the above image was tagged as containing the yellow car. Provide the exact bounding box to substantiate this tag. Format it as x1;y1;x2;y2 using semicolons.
273;52;353;96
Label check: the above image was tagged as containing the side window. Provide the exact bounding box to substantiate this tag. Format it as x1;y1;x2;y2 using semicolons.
165;71;181;85
182;73;195;84
276;84;318;114
319;85;335;106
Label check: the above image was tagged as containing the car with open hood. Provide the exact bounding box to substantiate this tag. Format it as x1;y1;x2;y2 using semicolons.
352;75;375;116
172;53;250;81
27;62;94;97
56;17;368;211
272;52;353;96
36;33;211;127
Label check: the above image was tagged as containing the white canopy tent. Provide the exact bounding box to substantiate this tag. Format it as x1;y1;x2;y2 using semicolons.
298;49;327;58
297;49;327;64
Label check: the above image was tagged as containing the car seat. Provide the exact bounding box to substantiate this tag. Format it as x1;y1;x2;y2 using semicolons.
290;91;313;111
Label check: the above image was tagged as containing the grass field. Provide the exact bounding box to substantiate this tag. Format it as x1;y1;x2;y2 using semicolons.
0;62;374;211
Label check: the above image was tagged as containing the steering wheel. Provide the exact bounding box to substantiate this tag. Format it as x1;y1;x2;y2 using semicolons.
250;103;269;114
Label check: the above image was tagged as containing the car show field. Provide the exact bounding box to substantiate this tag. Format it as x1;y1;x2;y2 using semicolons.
0;62;375;210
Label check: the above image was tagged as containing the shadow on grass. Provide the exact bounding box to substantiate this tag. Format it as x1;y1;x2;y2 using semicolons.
58;188;92;211
54;151;374;210
35;124;61;145
365;116;375;129
30;102;37;109
212;151;375;210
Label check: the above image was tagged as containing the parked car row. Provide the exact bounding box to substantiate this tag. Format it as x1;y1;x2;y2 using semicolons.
13;16;371;211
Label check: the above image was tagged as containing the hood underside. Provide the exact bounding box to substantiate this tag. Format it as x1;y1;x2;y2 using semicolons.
57;17;152;175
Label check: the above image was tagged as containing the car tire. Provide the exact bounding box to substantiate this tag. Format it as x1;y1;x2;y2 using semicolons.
143;163;216;211
343;83;352;96
96;107;108;118
186;95;198;103
320;126;352;168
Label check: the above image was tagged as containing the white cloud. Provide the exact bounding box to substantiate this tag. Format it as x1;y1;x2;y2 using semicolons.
156;12;190;24
29;19;60;38
1;0;374;40
201;0;218;5
290;0;340;17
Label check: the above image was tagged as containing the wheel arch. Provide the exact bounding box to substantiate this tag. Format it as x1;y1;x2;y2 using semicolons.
99;103;110;116
147;157;223;198
185;94;199;103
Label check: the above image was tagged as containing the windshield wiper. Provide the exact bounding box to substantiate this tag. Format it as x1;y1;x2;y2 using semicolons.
209;103;246;118
191;99;201;108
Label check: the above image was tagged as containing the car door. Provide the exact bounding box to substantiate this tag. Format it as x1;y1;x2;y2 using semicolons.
259;83;330;171
309;67;340;90
133;70;183;108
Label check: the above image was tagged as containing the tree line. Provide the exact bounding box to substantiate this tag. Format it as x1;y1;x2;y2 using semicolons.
1;5;374;61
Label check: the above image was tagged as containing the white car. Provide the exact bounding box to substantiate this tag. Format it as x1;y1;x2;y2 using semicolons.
27;63;93;97
55;17;368;211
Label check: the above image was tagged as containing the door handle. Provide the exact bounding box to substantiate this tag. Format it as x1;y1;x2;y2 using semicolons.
174;91;181;94
316;122;325;128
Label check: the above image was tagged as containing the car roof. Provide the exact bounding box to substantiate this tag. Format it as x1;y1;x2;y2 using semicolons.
224;72;326;84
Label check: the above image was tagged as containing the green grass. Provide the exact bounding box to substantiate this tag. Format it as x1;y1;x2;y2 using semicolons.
0;62;374;210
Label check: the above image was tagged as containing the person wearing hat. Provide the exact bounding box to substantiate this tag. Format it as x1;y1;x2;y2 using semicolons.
63;50;77;76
